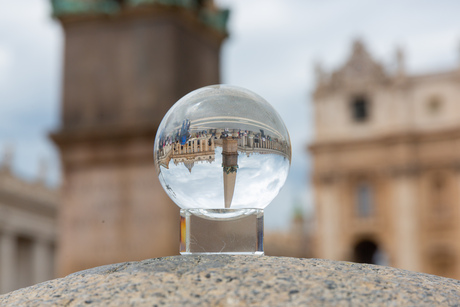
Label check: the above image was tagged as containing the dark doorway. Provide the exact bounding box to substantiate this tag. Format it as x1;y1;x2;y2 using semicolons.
353;240;379;264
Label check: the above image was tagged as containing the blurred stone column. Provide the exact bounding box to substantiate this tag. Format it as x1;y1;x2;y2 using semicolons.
33;238;51;284
0;231;16;293
456;166;460;278
392;170;420;271
316;175;343;260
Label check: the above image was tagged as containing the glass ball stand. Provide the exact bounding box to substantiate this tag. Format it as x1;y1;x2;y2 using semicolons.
154;85;291;255
180;209;264;255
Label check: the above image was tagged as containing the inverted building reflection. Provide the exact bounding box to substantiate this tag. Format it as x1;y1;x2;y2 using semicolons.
156;119;290;208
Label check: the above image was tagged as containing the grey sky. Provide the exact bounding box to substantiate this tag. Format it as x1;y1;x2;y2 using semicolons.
0;0;459;229
0;0;62;185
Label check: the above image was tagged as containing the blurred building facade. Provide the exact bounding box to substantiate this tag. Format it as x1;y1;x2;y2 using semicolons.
50;0;228;276
0;150;57;293
310;40;460;279
265;210;313;258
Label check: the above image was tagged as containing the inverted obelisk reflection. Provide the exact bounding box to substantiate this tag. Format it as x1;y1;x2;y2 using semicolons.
222;138;238;208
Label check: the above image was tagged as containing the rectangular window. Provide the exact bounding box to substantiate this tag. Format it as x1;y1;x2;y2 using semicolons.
351;96;369;122
431;175;450;218
356;183;373;217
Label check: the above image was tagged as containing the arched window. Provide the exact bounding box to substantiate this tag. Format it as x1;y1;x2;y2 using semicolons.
355;183;373;217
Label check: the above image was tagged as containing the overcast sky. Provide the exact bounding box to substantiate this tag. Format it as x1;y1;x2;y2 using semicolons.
0;0;459;230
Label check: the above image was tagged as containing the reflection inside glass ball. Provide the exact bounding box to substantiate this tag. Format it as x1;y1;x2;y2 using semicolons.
154;85;291;213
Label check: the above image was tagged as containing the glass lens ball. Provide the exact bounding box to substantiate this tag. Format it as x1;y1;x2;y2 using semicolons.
154;85;291;213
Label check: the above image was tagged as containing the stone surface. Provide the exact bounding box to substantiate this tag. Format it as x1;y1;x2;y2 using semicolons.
1;255;460;306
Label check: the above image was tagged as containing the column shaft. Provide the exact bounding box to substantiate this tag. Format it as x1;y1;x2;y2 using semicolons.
392;175;419;271
0;232;16;293
317;180;342;260
33;239;50;284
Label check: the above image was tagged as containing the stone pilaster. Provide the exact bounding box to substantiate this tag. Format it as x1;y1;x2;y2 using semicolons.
316;175;343;260
391;171;420;271
456;164;460;278
0;232;16;294
32;239;51;284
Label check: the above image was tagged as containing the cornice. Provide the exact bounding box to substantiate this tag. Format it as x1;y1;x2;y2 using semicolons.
308;126;460;153
52;0;229;39
50;123;159;147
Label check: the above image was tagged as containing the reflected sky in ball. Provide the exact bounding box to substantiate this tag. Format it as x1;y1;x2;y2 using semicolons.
160;147;290;210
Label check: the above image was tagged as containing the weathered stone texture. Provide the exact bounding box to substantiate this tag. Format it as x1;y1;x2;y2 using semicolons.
1;255;460;306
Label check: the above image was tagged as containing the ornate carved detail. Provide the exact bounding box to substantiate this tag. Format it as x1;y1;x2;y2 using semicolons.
314;40;388;95
331;40;387;87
